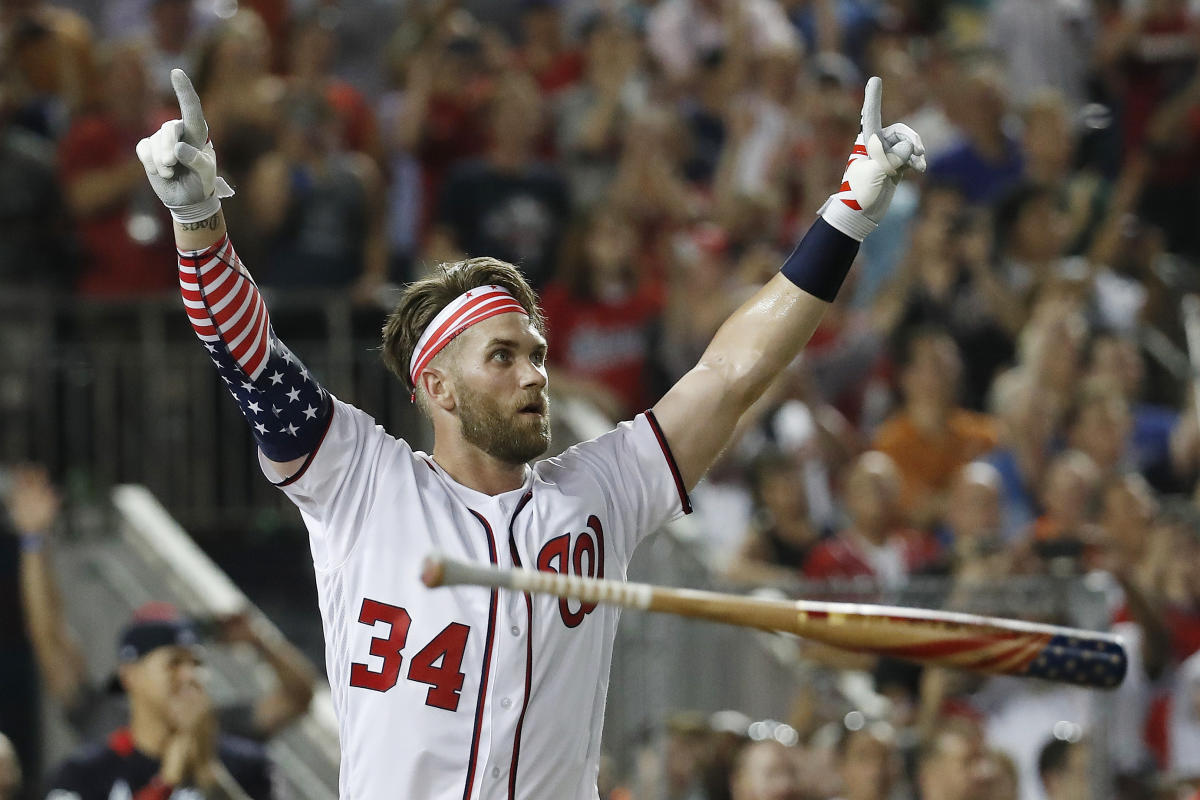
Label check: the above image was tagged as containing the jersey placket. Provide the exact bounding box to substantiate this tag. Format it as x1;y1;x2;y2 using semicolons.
477;494;535;800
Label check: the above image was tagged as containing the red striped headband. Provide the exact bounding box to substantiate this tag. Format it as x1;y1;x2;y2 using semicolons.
408;285;529;393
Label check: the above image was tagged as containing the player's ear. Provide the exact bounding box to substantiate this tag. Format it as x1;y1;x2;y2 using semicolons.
422;367;456;412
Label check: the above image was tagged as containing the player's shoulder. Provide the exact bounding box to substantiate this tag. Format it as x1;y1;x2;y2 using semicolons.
328;396;414;452
533;415;647;483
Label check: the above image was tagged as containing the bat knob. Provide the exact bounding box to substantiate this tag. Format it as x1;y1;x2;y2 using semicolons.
421;555;446;588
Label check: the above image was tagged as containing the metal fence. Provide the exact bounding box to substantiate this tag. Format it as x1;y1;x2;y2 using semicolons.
0;289;418;529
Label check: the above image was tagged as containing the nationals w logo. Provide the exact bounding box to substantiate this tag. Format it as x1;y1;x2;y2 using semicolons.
536;515;605;627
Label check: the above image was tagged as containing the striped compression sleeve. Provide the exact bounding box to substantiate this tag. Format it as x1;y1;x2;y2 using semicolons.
178;235;333;462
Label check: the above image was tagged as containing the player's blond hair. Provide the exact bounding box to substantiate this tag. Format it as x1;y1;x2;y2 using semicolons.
381;257;545;397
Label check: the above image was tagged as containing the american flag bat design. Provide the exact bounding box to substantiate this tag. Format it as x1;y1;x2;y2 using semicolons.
422;555;1127;689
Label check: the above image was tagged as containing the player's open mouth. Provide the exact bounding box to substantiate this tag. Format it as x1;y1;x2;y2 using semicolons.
518;401;545;416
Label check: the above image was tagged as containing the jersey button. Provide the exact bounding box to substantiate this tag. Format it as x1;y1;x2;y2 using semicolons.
510;626;520;636
501;697;513;709
492;767;500;779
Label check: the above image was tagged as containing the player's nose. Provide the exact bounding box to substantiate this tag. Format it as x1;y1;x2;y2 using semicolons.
519;357;547;390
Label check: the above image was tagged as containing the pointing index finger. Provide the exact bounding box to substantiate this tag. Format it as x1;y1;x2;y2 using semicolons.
861;76;883;143
171;69;208;148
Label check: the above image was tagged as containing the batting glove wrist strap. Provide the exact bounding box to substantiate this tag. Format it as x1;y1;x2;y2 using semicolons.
166;176;233;223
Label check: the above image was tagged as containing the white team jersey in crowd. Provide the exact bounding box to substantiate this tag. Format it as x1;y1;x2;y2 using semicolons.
262;398;691;799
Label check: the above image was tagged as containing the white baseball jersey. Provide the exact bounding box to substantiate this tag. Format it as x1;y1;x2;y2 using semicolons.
262;398;691;799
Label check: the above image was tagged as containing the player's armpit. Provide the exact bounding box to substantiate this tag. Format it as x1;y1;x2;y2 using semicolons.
652;273;829;491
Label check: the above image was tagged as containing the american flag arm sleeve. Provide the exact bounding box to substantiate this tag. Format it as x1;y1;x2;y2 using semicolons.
178;235;333;462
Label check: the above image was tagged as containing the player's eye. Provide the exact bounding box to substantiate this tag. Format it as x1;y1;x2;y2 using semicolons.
491;350;510;363
531;349;546;366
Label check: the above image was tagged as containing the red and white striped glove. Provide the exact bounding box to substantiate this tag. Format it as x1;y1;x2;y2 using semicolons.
819;76;926;242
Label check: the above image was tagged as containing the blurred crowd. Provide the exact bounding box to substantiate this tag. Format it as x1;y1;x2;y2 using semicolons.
5;0;1200;798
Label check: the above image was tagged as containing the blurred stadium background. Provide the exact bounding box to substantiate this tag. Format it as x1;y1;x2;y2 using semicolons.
3;0;1200;798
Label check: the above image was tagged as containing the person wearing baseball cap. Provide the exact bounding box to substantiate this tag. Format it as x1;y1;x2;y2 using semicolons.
44;605;277;800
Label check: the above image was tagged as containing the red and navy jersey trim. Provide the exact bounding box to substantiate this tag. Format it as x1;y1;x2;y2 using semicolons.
506;492;534;799
644;409;692;514
463;510;500;800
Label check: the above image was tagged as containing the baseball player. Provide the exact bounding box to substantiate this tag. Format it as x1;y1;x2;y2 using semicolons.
137;69;923;799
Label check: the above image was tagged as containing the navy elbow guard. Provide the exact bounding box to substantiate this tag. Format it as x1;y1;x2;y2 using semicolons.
178;236;332;461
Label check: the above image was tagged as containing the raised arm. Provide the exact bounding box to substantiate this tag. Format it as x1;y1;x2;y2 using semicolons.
654;78;924;489
137;70;332;480
5;466;87;707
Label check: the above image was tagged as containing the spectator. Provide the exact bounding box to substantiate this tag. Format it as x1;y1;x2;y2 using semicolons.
45;608;277;799
0;466;82;795
247;87;387;299
286;9;379;159
140;0;203;105
804;451;939;587
517;0;584;95
1025;450;1101;573
929;66;1024;205
540;207;665;418
729;739;803;800
872;203;1015;409
1066;378;1134;480
0;734;17;800
939;462;1005;569
917;720;992;800
0;70;73;289
608;106;698;231
7;468;315;744
986;0;1095;110
554;12;644;211
873;328;1000;527
191;9;282;150
1020;91;1108;254
645;0;797;89
393;18;494;238
725;447;821;585
57;41;175;297
981;374;1058;540
1037;737;1090;800
1087;333;1182;487
1093;474;1159;580
430;72;571;289
1;0;96;139
831;722;898;800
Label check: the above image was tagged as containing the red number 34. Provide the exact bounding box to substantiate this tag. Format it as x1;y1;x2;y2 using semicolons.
349;599;470;711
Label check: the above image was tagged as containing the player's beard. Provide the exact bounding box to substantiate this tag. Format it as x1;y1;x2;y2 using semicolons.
457;384;551;465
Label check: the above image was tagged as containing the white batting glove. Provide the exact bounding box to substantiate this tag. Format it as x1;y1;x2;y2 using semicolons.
135;69;234;223
819;76;926;242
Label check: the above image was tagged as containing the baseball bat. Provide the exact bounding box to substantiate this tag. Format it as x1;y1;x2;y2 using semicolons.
421;555;1127;689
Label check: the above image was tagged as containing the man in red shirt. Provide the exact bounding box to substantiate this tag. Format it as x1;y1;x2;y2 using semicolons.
58;42;174;297
804;451;940;586
540;209;664;417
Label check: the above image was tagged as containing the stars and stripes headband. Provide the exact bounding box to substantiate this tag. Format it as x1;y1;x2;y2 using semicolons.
408;285;529;397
